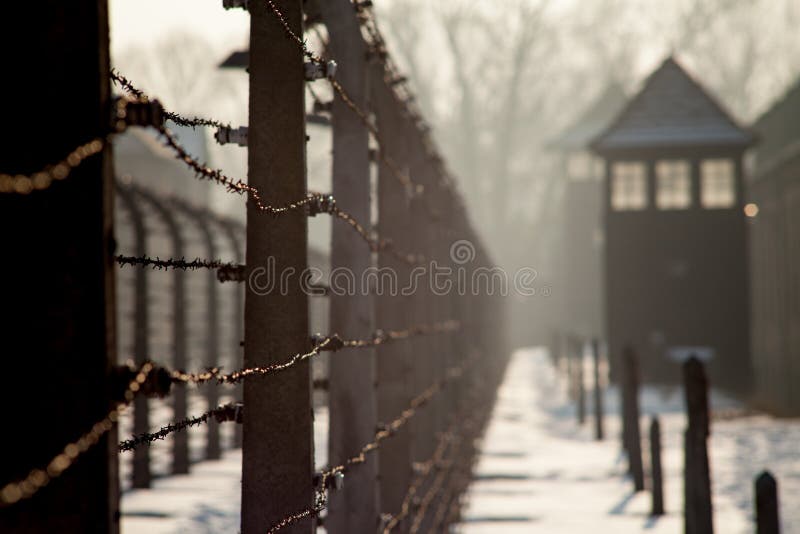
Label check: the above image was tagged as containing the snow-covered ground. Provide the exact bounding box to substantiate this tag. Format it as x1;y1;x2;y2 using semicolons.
457;347;800;533
120;348;800;533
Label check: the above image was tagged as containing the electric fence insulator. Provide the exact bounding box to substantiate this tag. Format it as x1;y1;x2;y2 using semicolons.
222;0;249;10
112;97;165;132
304;60;338;81
215;126;249;147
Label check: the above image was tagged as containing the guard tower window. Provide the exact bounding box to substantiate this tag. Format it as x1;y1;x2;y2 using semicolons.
611;162;647;210
701;159;735;208
656;160;691;210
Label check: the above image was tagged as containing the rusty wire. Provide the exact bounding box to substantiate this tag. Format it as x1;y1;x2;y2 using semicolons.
382;423;458;533
0;138;106;195
116;320;460;455
115;255;243;283
169;320;459;386
118;402;242;452
385;392;491;533
111;69;231;130
262;0;422;195
0;364;153;507
267;355;475;534
267;351;477;533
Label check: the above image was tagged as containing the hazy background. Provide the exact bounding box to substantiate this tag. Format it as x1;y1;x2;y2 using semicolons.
109;0;800;340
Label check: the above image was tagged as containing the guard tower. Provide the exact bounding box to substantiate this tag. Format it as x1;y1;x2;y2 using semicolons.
591;57;755;392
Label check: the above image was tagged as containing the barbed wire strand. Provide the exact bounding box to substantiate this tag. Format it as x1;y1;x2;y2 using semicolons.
0;138;106;195
118;402;242;452
115;255;243;282
116;321;462;457
261;0;420;195
169;320;460;387
154;126;426;265
0;363;153;506
110;70;231;130
382;421;459;533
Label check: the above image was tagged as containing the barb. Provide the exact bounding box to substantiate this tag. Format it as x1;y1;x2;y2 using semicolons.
118;402;242;452
115;255;242;283
110;69;231;130
0;138;106;195
0;364;153;507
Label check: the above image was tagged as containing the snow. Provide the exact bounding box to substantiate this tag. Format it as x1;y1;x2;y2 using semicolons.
457;347;800;533
119;348;800;533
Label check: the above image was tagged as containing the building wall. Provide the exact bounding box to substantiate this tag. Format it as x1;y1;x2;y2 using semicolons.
748;155;800;414
602;149;751;393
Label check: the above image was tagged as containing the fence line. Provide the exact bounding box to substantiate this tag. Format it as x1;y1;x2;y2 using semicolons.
0;2;507;532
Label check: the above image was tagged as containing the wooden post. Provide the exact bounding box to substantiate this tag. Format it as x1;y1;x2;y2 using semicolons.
754;471;779;534
372;67;414;520
592;338;605;440
650;416;665;516
242;1;314;532
577;338;586;425
0;1;118;531
683;356;713;534
622;346;645;491
566;335;575;399
318;1;380;532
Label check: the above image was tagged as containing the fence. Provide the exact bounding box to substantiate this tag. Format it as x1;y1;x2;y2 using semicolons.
552;332;785;532
0;1;508;533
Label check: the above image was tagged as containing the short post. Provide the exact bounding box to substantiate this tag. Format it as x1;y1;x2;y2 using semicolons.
683;356;713;534
650;416;664;516
622;346;644;491
592;338;604;440
577;339;586;425
754;471;779;534
566;335;576;400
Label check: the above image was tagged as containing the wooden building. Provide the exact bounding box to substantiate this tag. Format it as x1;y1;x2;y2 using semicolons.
591;57;755;391
748;77;800;414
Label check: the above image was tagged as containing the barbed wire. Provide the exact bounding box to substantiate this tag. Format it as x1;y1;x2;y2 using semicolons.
118;402;242;452
381;422;458;532
153;126;426;264
169;320;460;387
115;320;461;455
0;138;106;195
262;0;421;196
115;255;243;283
268;352;477;533
384;391;490;533
110;70;231;130
0;363;153;507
